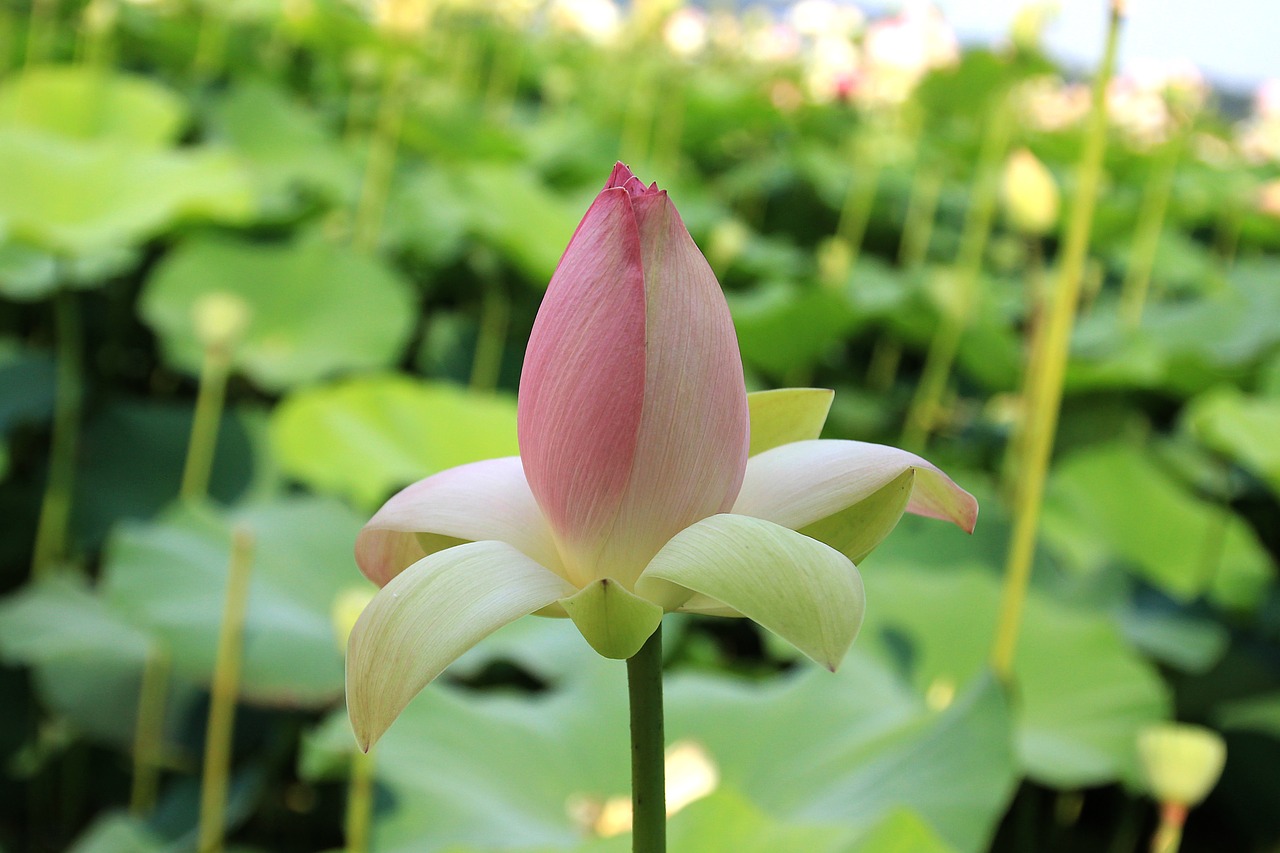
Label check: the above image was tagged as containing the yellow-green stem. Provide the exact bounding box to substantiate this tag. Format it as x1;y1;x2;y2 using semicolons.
483;33;523;124
990;1;1124;680
31;291;83;579
191;1;229;82
469;279;510;392
130;646;171;817
901;94;1014;451
866;337;904;393
353;56;411;254
1151;802;1186;853
24;0;57;67
197;526;255;853
1000;235;1047;498
181;345;232;502
831;144;882;283
345;747;376;853
1119;131;1182;326
620;58;657;168
627;624;665;853
898;164;944;269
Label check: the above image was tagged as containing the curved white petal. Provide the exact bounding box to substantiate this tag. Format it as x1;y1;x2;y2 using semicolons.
731;439;978;534
346;541;573;751
636;514;864;670
355;457;562;587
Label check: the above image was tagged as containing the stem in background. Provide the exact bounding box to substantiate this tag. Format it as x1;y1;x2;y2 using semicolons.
898;164;944;270
469;278;510;392
181;344;232;502
197;526;256;853
191;1;229;82
990;1;1124;681
901;94;1014;452
829;139;883;285
483;31;523;124
130;645;172;817
620;56;657;168
1119;130;1182;326
1001;235;1047;498
627;624;665;853
345;748;376;853
353;55;411;254
1150;802;1186;853
24;0;57;67
31;291;83;579
650;68;686;179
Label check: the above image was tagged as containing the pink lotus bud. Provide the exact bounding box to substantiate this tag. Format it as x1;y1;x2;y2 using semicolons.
518;163;751;590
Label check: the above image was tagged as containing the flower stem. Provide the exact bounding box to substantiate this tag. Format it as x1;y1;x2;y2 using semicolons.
197;525;255;853
990;1;1124;681
353;55;411;254
901;92;1013;452
31;290;83;579
181;343;232;502
1119;130;1182;326
345;747;376;853
469;277;510;392
898;163;944;270
627;624;665;853
130;645;171;817
1150;802;1186;853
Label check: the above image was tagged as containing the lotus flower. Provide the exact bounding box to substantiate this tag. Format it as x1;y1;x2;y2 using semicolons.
346;163;977;750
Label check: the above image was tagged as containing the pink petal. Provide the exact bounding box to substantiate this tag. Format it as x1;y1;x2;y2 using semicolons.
731;439;978;534
354;457;562;587
517;186;647;587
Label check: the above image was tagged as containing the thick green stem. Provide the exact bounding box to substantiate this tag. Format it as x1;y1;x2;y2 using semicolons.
901;94;1014;451
32;291;83;578
898;164;944;270
627;624;665;853
345;747;375;853
130;645;171;816
181;346;231;502
830;143;882;284
1119;131;1182;326
469;279;510;392
990;2;1123;681
197;526;255;853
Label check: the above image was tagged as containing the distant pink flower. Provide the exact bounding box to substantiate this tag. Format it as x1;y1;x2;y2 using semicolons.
345;164;977;750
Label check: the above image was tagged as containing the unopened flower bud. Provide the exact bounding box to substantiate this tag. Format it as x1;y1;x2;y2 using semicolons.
1000;148;1059;236
1137;723;1226;808
192;291;251;353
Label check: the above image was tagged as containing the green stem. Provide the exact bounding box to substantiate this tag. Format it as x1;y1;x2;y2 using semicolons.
1151;802;1186;853
191;0;229;82
130;646;171;817
469;279;510;392
620;57;657;168
181;346;231;502
31;290;83;579
627;624;665;853
345;747;376;853
830;141;882;285
353;56;410;254
197;525;255;853
990;1;1123;681
901;94;1014;452
24;0;57;67
897;164;944;270
1119;130;1182;326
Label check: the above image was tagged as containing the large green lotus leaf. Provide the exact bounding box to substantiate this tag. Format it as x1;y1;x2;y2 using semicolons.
207;81;356;212
856;563;1170;788
380;165;471;266
0;241;58;299
1184;389;1280;498
1041;444;1273;609
99;497;368;706
304;620;1015;853
0;65;184;147
66;814;165;853
269;375;518;508
730;283;856;378
140;237;415;391
0;129;253;257
453;165;581;285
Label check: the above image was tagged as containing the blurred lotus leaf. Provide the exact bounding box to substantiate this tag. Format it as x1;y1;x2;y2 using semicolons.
1042;443;1273;609
269;374;518;508
140;237;416;391
1184;388;1280;498
303;617;1015;853
98;498;366;706
855;563;1170;788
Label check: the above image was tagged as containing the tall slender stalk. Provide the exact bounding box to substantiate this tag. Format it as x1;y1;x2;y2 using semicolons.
345;749;376;853
353;55;411;254
197;526;256;853
898;163;944;270
1119;130;1182;326
990;1;1124;680
627;625;665;853
181;344;233;502
829;136;883;285
31;291;83;578
191;1;229;82
129;646;171;816
469;277;510;392
23;0;58;67
901;94;1014;451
